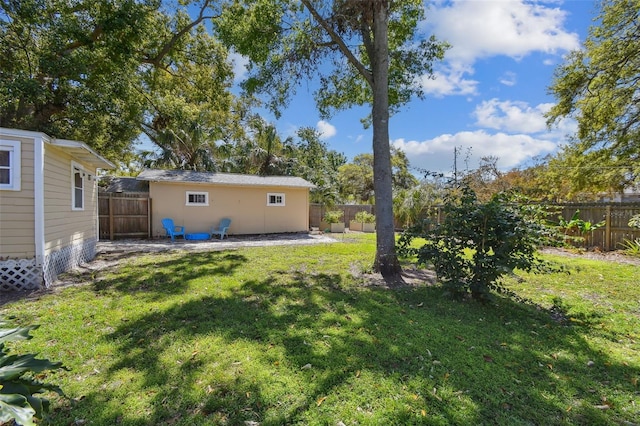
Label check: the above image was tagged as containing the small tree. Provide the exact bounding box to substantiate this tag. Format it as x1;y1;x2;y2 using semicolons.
399;184;560;301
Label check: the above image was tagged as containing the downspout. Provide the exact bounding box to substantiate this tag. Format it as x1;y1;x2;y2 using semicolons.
33;136;45;275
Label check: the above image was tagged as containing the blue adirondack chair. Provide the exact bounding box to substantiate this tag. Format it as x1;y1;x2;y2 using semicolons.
161;218;185;241
210;218;231;239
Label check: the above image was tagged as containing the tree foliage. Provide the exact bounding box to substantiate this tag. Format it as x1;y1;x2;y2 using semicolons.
0;0;241;165
338;148;417;204
546;0;640;193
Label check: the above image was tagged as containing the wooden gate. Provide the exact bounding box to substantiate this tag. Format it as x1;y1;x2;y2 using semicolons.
98;192;151;240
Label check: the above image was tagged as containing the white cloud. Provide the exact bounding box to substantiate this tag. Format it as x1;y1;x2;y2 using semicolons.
473;99;552;133
316;120;337;140
419;0;580;96
229;51;249;83
392;130;557;173
426;0;580;63
420;63;479;97
499;71;517;87
473;98;577;137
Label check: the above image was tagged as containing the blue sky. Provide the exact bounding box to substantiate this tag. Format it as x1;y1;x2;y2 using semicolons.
247;0;596;175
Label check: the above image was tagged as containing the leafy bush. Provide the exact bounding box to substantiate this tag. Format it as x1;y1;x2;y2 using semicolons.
354;211;375;223
323;210;344;224
399;185;561;301
619;238;640;257
1;317;65;426
554;210;605;246
629;214;640;229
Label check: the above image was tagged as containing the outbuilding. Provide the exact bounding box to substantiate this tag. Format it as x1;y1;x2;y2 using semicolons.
136;169;315;238
0;128;114;291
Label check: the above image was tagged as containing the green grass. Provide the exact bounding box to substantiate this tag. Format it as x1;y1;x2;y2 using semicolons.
2;235;638;425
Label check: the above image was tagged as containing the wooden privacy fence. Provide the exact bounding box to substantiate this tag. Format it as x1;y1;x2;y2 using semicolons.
310;202;640;251
552;203;640;251
309;204;375;229
98;192;151;240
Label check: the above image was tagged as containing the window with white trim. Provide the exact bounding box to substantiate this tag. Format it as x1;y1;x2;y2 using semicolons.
267;193;285;206
186;191;209;206
72;163;84;210
0;140;21;191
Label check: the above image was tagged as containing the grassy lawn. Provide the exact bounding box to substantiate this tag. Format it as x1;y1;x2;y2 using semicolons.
2;234;638;425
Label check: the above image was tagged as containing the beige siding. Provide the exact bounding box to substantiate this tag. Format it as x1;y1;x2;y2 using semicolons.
42;145;98;256
0;134;35;258
149;182;310;237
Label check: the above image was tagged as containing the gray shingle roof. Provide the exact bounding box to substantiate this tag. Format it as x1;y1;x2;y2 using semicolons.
101;177;149;193
137;169;315;188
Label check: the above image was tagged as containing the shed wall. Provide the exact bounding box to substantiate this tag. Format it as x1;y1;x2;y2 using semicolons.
149;182;310;237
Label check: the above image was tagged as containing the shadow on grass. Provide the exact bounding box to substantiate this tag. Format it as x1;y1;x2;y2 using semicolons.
92;251;248;300
54;253;638;425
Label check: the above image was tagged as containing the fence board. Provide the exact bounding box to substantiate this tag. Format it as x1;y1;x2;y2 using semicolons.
553;203;640;250
98;192;150;240
309;204;375;230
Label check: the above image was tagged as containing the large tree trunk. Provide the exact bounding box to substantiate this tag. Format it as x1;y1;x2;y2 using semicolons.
371;1;403;284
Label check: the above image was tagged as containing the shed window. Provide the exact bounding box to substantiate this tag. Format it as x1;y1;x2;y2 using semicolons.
267;193;285;206
72;164;84;210
186;191;209;206
0;140;21;191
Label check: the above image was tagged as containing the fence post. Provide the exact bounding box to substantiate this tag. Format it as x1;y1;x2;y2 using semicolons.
147;198;152;239
109;194;114;241
605;205;611;251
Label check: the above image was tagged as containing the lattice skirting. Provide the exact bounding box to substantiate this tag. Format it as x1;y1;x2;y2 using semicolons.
0;258;43;291
43;238;97;287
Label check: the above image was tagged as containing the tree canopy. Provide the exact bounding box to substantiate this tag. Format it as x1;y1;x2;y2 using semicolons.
546;0;640;194
0;0;241;164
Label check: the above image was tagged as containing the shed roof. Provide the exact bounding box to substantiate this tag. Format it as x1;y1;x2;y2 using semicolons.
137;169;315;189
101;176;149;193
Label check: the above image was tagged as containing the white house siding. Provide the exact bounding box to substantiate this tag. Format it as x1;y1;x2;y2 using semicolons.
41;144;99;285
149;182;310;237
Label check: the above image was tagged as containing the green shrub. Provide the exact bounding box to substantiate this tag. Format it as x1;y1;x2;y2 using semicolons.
0;317;65;426
354;211;375;223
399;184;561;301
619;238;640;257
323;210;344;224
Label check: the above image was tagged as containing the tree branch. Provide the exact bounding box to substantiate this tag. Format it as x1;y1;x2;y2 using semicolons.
60;24;104;56
300;0;373;87
144;0;217;66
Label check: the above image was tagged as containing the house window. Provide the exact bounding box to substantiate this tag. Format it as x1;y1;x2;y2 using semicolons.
186;191;209;206
267;193;285;206
72;164;84;210
0;140;21;191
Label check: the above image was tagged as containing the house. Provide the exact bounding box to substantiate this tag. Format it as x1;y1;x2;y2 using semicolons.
0;128;114;291
136;169;315;237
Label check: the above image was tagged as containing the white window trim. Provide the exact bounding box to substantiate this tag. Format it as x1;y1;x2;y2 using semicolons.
267;192;285;206
71;162;85;211
186;191;209;206
0;140;21;191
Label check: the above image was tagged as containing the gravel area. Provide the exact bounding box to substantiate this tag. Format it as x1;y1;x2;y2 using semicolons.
96;232;337;255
